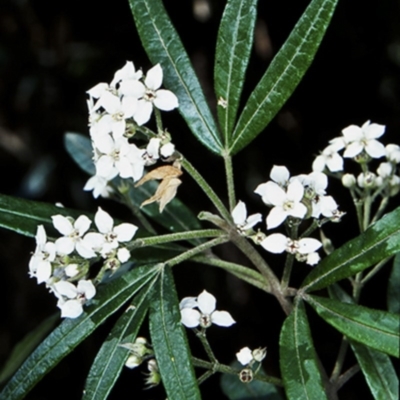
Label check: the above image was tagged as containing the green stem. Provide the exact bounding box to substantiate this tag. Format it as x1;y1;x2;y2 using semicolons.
330;337;349;382
197;370;214;385
223;155;236;212
229;230;292;315
362;194;372;231
191;357;283;386
165;236;229;268
335;365;360;390
195;329;217;362
127;229;224;250
361;257;392;285
135;124;158;138
281;223;298;291
281;254;295;292
181;157;232;221
191;255;271;293
154;107;163;134
371;196;389;224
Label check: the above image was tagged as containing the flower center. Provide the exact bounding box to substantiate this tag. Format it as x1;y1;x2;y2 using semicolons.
144;89;156;102
283;200;294;211
199;314;212;328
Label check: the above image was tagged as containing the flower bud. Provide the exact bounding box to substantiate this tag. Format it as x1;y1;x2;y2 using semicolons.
341;173;356;188
252;347;267;362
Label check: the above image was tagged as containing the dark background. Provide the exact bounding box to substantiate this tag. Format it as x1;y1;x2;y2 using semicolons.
0;0;399;399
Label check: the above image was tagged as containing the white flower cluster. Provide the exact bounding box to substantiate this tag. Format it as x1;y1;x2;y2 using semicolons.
313;121;400;196
83;61;179;199
229;166;339;266
29;207;138;318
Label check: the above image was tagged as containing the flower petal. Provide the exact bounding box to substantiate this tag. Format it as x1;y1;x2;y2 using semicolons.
211;310;236;327
154;90;179;111
261;233;287;253
197;290;216;314
180;308;200;328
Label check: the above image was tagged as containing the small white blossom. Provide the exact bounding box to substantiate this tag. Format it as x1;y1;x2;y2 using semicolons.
342;121;386;159
53;279;96;318
236;347;253;366
231;201;261;233
29;225;56;284
261;233;322;255
84;207;138;258
306;252;321;266
385;144;400;164
133;64;179;126
256;180;307;229
312;141;344;172
180;290;235;329
52;215;95;259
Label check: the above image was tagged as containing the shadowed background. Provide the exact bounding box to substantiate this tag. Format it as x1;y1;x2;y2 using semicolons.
0;0;399;398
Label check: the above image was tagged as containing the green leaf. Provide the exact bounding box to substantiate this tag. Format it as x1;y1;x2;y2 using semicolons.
228;0;338;155
149;266;201;400
305;294;400;357
328;284;399;400
214;0;257;142
350;340;399;400
64;132;95;175
0;265;158;400
301;206;400;292
221;361;283;400
387;253;400;313
279;300;328;400
128;0;223;155
0;314;58;385
83;281;155;400
0;193;89;238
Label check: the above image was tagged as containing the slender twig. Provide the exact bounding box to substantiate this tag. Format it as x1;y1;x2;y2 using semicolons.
330;337;349;382
127;229;224;250
191;255;271;293
191;357;283;386
335;365;360;390
361;257;392;284
371;196;389;224
195;329;217;362
181;157;232;221
154;107;164;134
223;154;236;212
165;236;229;268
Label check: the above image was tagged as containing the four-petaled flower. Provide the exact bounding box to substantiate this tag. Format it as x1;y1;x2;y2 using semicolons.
180;290;236;329
231;201;261;233
342;120;386;159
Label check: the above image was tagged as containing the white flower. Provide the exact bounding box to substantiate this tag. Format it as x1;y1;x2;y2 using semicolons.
133;64;179;126
93;134;146;181
53;279;96;318
29;225;56;284
84;174;114;199
385;144;400;164
312;141;344;172
111;61;143;88
94;91;137;139
236;347;253;365
180;290;235;329
257;180;307;229
341;173;356;188
84;207;138;257
231;201;261;233
342;121;386;159
270;165;290;186
52;215;96;259
261;233;322;255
